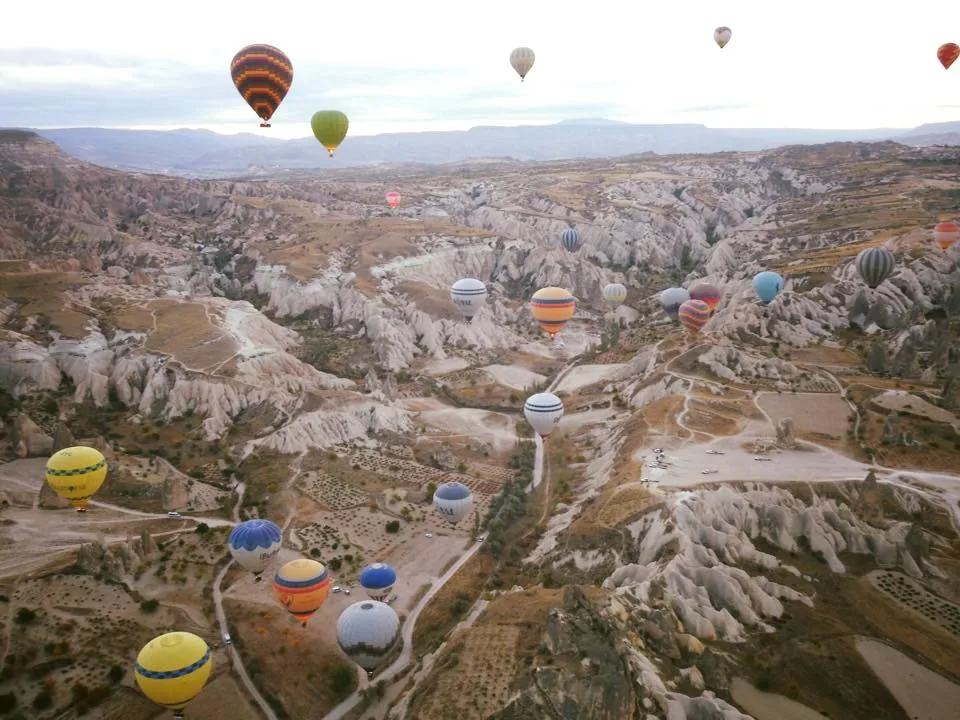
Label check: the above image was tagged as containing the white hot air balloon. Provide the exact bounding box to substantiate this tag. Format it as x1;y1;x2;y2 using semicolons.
336;600;401;673
602;282;627;307
509;47;535;81
433;481;474;524
523;392;564;438
227;519;283;581
450;278;488;319
714;26;732;49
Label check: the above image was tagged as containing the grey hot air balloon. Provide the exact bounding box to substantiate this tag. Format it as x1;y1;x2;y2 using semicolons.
559;228;582;252
509;47;535;81
660;287;691;322
603;282;628;307
450;278;488;319
855;247;896;289
336;600;400;672
714;26;732;49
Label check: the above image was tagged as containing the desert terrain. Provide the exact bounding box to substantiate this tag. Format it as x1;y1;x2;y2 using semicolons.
0;129;958;719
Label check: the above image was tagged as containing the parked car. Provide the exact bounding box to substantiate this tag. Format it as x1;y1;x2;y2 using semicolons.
167;511;182;519
223;632;232;645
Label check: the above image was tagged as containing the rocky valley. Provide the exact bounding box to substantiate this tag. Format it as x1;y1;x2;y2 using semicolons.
0;126;958;720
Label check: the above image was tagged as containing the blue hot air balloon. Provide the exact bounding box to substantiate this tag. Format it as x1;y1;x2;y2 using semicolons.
228;519;283;581
752;271;784;304
359;563;398;601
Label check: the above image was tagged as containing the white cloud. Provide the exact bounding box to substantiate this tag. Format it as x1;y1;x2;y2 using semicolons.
3;0;959;136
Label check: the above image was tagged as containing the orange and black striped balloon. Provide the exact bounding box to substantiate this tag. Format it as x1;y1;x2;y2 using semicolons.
230;44;294;127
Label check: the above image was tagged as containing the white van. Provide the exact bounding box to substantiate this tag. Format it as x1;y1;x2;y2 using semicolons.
167;511;182;519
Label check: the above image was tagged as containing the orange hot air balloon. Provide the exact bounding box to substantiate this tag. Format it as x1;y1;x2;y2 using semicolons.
688;280;721;313
386;191;401;210
273;559;331;628
230;44;294;128
530;287;576;338
938;43;960;69
678;299;711;334
933;221;960;250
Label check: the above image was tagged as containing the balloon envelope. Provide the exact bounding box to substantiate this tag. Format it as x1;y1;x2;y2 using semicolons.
45;446;108;510
714;26;732;49
311;111;350;157
933;221;959;250
228;519;282;576
938;43;960;69
433;482;474;524
688;281;721;313
855;247;895;289
559;228;582;252
603;282;627;307
530;287;576;337
510;47;535;80
523;392;564;437
273;559;332;626
661;287;691;322
230;44;293;127
337;601;401;671
752;271;784;304
359;563;397;601
678;299;711;334
450;278;487;318
135;632;212;712
386;191;401;209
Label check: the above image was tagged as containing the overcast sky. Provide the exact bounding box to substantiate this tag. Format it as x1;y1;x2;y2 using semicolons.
3;0;959;139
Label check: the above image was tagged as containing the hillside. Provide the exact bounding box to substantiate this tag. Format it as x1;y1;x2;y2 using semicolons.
21;118;959;177
0;129;958;720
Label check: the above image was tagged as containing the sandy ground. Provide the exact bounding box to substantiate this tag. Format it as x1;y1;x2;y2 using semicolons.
404;402;517;454
554;363;627;393
421;357;471;376
855;638;960;720
480;364;546;391
756;392;850;438
872;390;960;430
557;407;620;433
730;677;828;720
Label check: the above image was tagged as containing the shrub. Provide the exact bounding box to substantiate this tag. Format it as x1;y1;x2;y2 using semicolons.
385;520;400;534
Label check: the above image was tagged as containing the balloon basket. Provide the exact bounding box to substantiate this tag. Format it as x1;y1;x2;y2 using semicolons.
259;122;271;128
172;712;185;719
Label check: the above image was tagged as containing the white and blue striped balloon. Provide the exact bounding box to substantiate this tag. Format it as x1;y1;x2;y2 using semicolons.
559;228;582;252
228;519;282;579
523;392;564;438
450;278;488;318
433;482;474;524
359;563;397;601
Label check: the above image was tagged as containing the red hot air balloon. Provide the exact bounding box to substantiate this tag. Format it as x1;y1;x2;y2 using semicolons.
678;299;711;334
938;43;960;70
688;280;721;313
933;221;960;250
386;191;401;210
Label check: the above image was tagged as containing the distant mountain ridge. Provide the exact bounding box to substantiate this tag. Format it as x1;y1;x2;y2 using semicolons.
12;118;960;178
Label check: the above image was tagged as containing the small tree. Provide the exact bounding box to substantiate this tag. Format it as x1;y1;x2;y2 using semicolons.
385;520;400;534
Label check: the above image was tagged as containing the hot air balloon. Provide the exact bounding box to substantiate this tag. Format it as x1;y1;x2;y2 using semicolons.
559;228;582;252
336;600;401;673
311;111;350;157
523;392;564;438
273;559;332;627
938;43;960;70
933;221;960;250
530;287;576;338
386;191;401;210
688;280;721;313
45;446;108;512
661;287;691;322
358;563;397;601
510;47;536;81
752;271;784;305
603;282;627;307
228;519;282;582
230;44;293;128
678;299;711;334
855;247;895;289
714;27;732;49
450;278;488;319
433;482;474;524
134;632;212;718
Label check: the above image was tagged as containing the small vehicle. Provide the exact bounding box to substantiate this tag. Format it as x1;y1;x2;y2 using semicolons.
223;632;232;645
705;450;725;456
425;533;434;539
652;448;663;454
753;456;773;462
167;511;182;519
701;469;718;475
332;586;342;594
343;588;351;596
477;535;486;543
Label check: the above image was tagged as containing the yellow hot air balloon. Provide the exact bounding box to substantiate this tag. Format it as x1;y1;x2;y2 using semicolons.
530;287;576;338
273;558;332;627
45;445;108;512
311;110;350;157
134;632;212;718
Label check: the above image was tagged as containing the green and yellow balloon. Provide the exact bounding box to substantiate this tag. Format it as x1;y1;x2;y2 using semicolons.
311;110;349;157
135;631;212;718
45;445;108;512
